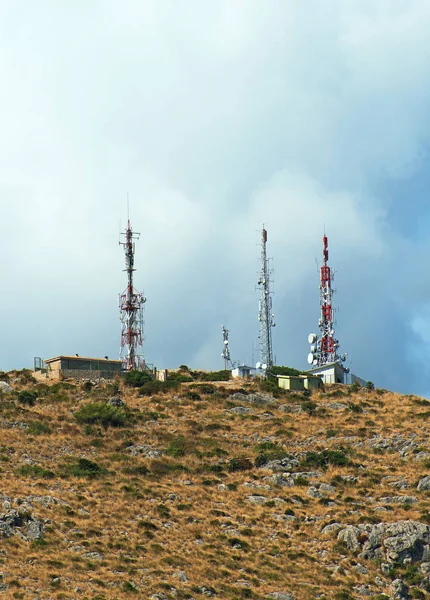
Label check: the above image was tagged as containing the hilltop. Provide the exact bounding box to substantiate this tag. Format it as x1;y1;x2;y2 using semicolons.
0;370;429;599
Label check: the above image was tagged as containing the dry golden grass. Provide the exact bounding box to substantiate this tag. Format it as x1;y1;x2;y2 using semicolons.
0;374;427;599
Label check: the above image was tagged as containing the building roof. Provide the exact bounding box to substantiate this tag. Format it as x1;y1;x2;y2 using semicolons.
307;361;348;374
276;374;321;379
45;356;122;364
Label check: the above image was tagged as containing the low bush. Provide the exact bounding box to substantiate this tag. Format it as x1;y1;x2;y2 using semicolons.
124;370;153;387
17;390;37;406
27;421;52;435
302;449;349;469
200;370;231;382
138;380;179;396
74;402;128;428
228;457;253;472
17;464;55;479
166;436;188;458
64;458;106;478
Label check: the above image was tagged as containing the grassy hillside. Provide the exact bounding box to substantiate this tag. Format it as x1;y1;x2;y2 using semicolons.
0;371;429;599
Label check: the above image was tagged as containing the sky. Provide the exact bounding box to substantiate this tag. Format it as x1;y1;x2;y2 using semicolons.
1;0;430;395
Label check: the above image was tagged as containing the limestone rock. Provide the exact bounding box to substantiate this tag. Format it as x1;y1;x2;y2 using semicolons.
390;579;410;600
107;397;125;407
228;392;274;406
337;520;430;565
0;382;12;394
417;476;430;492
247;495;267;505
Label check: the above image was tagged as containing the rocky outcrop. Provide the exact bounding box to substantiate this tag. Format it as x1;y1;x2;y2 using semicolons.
337;520;430;565
228;393;274;406
417;476;430;492
0;382;13;393
0;507;45;541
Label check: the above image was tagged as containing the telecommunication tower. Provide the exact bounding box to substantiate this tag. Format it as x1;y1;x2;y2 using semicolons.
221;325;232;370
256;227;276;374
307;235;347;368
119;219;146;371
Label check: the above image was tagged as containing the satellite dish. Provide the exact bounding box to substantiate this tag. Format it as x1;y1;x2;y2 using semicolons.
313;359;318;365
310;345;316;353
261;363;267;370
224;340;228;345
345;367;350;374
256;362;261;369
341;354;346;362
307;353;314;365
308;333;317;344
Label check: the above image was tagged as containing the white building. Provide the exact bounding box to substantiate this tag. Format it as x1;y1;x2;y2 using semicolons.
307;361;349;385
231;365;257;379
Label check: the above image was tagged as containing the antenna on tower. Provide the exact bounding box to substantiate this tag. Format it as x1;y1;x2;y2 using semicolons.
221;325;232;370
119;215;147;371
307;234;348;369
256;226;275;376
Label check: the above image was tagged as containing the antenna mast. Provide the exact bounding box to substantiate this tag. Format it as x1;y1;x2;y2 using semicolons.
119;218;146;371
221;325;232;370
308;235;347;367
257;227;275;374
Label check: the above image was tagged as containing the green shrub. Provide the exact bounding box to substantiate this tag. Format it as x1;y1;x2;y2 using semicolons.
138;380;178;396
124;370;152;387
17;390;37;406
74;402;128;428
271;365;303;376
228;457;253;472
27;421;52;435
17;464;55;479
200;370;231;382
183;391;201;401
301;401;318;416
65;458;105;478
366;381;375;390
166;436;188;457
302;450;349;469
168;371;194;383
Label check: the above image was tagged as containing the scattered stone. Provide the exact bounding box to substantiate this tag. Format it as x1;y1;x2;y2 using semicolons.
0;382;12;394
379;496;418;505
321;523;342;535
390;579;410;600
307;486;322;499
229;407;253;414
266;593;295;600
247;495;267;505
173;570;187;582
417;476;430;492
25;519;45;540
82;552;104;560
353;563;369;575
228;393;274;406
319;483;335;494
353;584;372;595
127;445;163;458
326;402;347;410
107;397;125;407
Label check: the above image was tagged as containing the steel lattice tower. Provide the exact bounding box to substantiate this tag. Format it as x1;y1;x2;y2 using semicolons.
221;325;231;370
257;228;275;373
119;219;146;371
308;235;346;367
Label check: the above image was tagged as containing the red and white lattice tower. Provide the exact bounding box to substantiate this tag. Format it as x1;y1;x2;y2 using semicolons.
119;220;146;371
308;235;346;367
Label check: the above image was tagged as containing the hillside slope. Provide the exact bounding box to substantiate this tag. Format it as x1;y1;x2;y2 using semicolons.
0;372;429;599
